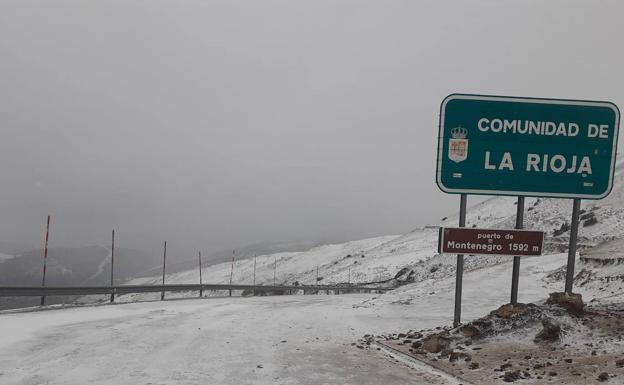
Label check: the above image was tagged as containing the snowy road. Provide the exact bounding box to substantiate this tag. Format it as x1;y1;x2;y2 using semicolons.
0;253;570;385
0;295;455;385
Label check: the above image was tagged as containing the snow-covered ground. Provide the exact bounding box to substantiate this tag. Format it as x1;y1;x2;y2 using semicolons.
0;250;604;385
5;168;624;383
0;295;451;385
4;163;624;384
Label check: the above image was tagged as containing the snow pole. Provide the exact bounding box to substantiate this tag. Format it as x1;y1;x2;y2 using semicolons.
198;251;203;298
229;250;235;296
453;194;467;328
161;241;167;301
253;254;256;296
40;215;51;306
316;265;319;294
110;229;115;303
510;196;525;305
564;199;582;293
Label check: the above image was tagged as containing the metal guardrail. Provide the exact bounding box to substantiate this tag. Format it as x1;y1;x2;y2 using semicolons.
0;284;392;298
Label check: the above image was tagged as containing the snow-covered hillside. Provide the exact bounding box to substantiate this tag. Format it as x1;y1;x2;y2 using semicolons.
118;161;624;304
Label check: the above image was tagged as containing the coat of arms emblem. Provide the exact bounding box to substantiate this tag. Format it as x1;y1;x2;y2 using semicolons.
448;126;468;163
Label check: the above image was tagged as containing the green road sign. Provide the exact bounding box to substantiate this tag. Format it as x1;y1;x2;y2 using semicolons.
436;94;620;199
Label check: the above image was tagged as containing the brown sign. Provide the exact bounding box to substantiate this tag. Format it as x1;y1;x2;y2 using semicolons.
438;227;544;256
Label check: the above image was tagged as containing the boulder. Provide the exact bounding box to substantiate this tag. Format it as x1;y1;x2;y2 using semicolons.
460;324;480;338
422;333;450;354
503;370;521;382
394;267;416;284
411;341;422;349
534;318;561;343
546;292;584;315
495;303;529;319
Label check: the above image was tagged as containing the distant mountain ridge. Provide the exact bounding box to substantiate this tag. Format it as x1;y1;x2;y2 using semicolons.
0;246;160;286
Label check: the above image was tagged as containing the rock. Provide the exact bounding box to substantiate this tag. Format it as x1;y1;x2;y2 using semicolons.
616;359;624;368
394;268;416;284
439;348;453;357
500;363;513;371
411;341;422;349
503;370;521;382
548;371;557;377
422;334;450;354
546;292;584;315
495;303;529;319
460;325;480;338
598;372;609;382
468;362;479;370
408;332;423;339
534;318;561;343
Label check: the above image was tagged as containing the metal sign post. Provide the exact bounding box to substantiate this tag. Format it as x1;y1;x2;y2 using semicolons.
565;199;582;293
453;194;467;328
510;196;524;304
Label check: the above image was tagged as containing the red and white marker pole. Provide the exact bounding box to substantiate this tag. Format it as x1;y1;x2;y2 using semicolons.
110;229;115;303
40;215;51;306
161;241;167;301
198;251;203;298
229;250;235;297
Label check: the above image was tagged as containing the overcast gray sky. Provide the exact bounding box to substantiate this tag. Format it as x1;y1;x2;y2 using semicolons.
0;0;622;259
